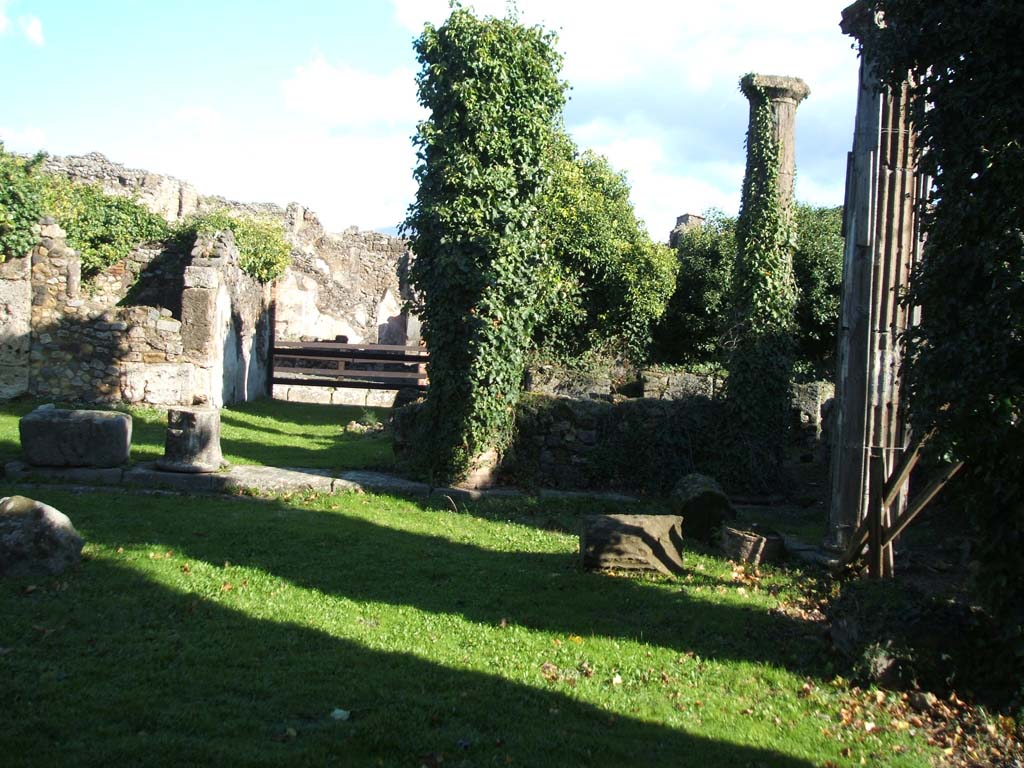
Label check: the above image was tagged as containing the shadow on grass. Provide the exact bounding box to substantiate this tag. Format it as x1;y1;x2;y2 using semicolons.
68;490;831;678
2;552;817;767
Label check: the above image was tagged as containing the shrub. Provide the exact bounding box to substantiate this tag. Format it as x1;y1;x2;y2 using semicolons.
174;211;291;283
40;176;169;277
0;143;45;261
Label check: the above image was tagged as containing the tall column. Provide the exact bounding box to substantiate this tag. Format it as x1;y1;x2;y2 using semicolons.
827;1;926;548
739;74;810;217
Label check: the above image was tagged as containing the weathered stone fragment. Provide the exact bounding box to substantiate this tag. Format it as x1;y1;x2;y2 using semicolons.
19;406;132;467
720;523;784;565
0;495;84;577
670;473;735;541
580;514;685;575
156;406;225;473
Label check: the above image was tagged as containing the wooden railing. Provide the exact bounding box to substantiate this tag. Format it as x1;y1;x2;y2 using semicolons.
271;341;429;391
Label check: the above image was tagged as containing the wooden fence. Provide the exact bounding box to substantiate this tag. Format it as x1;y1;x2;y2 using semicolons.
270;341;429;391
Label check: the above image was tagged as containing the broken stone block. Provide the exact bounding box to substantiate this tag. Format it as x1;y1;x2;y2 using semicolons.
580;514;685;576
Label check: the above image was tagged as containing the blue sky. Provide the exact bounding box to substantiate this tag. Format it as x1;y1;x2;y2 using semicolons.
1;1;862;236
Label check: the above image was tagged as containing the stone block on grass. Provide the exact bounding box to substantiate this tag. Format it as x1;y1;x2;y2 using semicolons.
19;406;132;467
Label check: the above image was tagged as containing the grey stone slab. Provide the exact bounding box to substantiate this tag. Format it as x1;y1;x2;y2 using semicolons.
222;466;335;495
20;407;132;467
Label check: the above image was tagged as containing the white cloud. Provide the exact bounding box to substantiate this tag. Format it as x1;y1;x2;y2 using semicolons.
0;1;9;35
0;124;48;151
282;55;425;129
18;14;42;45
387;1;859;234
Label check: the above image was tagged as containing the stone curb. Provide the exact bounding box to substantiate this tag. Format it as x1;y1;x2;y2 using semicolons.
2;460;642;505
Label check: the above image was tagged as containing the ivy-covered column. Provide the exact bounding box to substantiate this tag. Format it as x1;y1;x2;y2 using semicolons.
728;74;809;487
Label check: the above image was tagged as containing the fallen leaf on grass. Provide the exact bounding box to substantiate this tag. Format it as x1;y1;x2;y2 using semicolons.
330;708;350;721
611;673;623;686
540;662;560;682
221;582;234;592
568;634;583;644
0;647;13;655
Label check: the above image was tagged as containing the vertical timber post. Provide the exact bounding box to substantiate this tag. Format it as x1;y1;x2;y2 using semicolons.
827;1;927;549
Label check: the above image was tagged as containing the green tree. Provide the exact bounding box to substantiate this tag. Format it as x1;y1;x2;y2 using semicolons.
0;143;45;261
650;210;736;366
862;0;1024;633
537;140;677;362
401;6;566;481
792;203;843;373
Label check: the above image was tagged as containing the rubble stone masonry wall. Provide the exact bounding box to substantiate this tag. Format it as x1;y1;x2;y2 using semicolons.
1;219;271;407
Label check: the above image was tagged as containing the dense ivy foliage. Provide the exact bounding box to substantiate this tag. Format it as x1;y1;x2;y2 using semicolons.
0;143;45;261
401;7;566;481
862;0;1024;633
536;140;677;362
174;211;292;283
727;75;799;475
41;176;170;277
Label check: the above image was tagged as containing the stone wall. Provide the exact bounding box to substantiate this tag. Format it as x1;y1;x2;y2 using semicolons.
41;152;417;349
6;218;271;407
0;243;32;399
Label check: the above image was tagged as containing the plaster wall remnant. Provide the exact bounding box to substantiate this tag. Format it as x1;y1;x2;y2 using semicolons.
739;74;810;218
827;1;926;549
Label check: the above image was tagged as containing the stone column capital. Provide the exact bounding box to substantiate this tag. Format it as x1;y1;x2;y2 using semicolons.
740;74;810;106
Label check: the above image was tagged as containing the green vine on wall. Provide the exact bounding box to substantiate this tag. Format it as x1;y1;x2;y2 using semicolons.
0;143;45;261
728;75;798;477
401;6;566;482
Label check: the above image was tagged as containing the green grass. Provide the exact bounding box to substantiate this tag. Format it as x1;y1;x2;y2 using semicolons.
0;398;394;471
0;486;939;767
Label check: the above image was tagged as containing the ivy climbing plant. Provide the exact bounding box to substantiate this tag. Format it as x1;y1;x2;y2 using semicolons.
401;6;566;481
0;143;45;261
728;74;798;479
861;0;1024;635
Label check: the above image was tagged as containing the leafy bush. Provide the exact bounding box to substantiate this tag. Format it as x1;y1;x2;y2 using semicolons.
649;209;736;365
0;143;45;261
536;142;677;362
401;7;566;481
174;211;291;283
41;176;169;277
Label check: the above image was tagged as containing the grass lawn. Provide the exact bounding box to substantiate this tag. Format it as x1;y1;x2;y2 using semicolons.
0;398;394;471
0;485;940;767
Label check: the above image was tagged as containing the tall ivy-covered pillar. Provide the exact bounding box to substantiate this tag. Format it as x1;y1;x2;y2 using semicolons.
729;74;809;487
